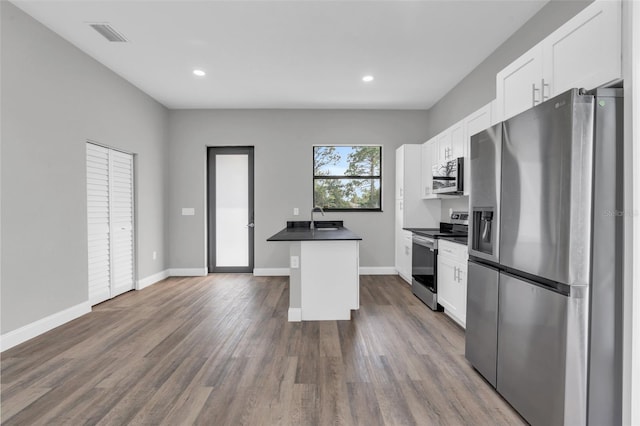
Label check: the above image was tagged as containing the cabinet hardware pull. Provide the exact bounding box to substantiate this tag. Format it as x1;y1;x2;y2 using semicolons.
541;78;549;101
532;83;540;105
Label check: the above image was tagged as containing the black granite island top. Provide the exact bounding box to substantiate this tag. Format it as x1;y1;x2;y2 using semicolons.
267;227;362;241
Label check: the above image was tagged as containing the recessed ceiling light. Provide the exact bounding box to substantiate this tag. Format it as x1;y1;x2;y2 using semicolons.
362;75;374;82
193;69;206;77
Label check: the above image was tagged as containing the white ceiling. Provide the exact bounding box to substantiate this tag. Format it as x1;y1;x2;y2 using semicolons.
12;0;549;110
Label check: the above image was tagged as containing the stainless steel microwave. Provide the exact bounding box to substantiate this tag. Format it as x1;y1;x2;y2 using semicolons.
432;157;464;194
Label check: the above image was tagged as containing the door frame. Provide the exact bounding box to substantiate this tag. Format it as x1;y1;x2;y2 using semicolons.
207;146;255;273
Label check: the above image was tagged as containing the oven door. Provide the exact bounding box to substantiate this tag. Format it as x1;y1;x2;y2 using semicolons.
411;235;440;311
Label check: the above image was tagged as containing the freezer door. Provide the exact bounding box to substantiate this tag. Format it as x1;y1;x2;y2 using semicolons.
465;260;499;387
497;273;568;426
500;89;594;286
468;124;502;264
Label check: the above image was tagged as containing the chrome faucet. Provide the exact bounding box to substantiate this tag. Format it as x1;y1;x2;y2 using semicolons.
310;206;325;230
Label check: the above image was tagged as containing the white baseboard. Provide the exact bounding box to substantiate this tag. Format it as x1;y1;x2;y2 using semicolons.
0;302;91;352
137;269;170;290
359;266;398;275
253;268;290;276
168;268;208;277
288;308;301;322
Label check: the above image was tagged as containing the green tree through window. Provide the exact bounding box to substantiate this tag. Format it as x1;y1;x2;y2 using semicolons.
313;146;382;211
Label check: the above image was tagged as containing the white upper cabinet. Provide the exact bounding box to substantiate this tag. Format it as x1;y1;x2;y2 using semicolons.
436;122;464;162
496;44;544;121
421;139;437;199
420;102;494;199
449;120;466;159
543;0;621;97
396;144;440;224
463;102;493;196
436;130;452;164
496;0;621;121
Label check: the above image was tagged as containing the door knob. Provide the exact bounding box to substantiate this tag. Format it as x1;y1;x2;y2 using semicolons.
247;223;255;228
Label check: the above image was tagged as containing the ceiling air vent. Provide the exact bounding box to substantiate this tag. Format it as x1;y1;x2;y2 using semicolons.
89;23;128;42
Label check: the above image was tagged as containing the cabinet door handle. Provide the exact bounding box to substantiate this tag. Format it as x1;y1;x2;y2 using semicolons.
532;83;540;105
541;78;549;101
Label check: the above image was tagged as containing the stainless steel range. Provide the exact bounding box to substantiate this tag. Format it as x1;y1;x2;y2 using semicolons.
406;211;468;310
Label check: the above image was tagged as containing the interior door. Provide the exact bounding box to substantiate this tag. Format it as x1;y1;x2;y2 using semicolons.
109;150;135;296
207;147;254;273
86;143;135;305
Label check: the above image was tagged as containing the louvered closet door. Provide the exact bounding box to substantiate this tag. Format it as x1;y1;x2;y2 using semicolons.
110;150;134;297
86;143;134;305
87;144;111;304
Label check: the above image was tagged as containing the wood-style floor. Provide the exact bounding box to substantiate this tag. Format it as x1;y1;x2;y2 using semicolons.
1;274;524;425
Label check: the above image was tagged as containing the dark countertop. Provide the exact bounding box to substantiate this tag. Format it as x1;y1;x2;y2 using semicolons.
439;235;469;246
267;226;362;241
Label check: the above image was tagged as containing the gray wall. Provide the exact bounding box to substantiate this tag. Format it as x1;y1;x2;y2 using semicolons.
425;0;593;139
167;109;429;270
1;2;169;334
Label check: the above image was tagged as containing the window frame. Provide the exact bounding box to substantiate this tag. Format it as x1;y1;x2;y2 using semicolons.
312;144;383;212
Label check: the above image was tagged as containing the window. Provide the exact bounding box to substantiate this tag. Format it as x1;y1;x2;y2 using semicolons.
313;146;382;211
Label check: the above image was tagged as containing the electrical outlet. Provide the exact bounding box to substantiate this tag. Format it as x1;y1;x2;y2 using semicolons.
290;256;299;269
293;207;299;216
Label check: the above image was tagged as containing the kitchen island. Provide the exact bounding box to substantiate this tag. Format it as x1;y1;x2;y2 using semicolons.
267;222;361;321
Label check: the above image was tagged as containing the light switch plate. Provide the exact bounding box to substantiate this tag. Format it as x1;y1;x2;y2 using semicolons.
182;208;195;216
293;207;299;216
290;256;299;269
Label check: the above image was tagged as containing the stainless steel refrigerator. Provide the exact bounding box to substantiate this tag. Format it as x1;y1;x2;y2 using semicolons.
465;87;623;426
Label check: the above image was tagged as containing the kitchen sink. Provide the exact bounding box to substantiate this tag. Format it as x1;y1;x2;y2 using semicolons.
286;220;344;230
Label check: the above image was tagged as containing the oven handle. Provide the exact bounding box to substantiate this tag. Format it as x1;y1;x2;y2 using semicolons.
412;235;436;250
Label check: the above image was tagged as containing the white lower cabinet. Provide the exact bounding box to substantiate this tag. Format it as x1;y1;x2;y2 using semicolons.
437;239;468;328
396;229;413;284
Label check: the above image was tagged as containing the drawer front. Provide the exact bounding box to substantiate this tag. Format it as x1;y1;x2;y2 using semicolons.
438;239;468;260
